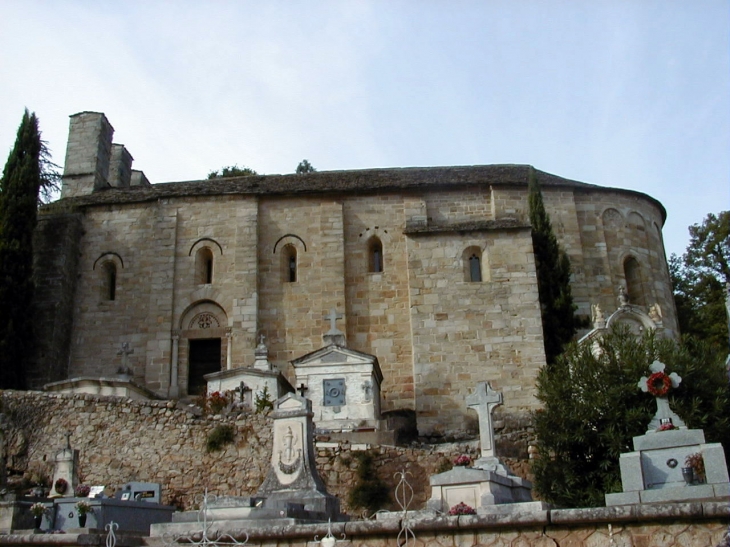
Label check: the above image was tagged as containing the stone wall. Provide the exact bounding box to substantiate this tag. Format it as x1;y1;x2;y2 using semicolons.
0;391;522;514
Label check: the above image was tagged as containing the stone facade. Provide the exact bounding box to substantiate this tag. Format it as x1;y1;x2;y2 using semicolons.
30;112;678;438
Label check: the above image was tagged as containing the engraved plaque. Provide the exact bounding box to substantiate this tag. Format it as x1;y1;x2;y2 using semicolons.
323;378;346;406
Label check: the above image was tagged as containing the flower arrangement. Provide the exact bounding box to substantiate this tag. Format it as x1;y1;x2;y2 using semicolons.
75;500;92;515
205;391;232;414
646;371;671;397
54;478;68;494
30;502;47;517
448;502;476;515
75;484;91;497
453;455;471;467
685;453;706;482
657;422;677;432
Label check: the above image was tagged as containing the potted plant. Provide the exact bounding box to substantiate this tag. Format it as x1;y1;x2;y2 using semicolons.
75;484;91;497
684;453;706;484
75;500;92;527
30;502;46;529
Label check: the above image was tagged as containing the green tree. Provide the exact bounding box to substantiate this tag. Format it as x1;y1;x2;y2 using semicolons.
532;327;730;508
528;169;577;364
207;165;258;179
0;110;44;389
296;159;316;174
670;211;729;350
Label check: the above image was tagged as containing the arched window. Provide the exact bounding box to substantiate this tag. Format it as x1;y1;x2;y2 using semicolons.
463;246;484;282
195;247;214;284
368;237;383;273
469;254;482;282
624;256;645;306
282;244;297;282
101;262;117;301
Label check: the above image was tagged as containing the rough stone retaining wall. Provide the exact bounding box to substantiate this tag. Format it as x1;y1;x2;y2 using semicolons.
1;391;524;514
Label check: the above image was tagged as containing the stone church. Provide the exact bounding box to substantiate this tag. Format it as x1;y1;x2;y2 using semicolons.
29;112;677;438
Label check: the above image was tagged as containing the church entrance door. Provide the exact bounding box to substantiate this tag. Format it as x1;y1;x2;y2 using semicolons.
188;338;221;395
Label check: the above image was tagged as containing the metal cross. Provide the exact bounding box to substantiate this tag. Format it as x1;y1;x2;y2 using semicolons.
297;383;308;397
235;381;251;403
64;431;72;450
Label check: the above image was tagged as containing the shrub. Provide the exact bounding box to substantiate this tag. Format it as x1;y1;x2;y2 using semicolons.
206;424;235;453
347;450;389;513
255;386;274;414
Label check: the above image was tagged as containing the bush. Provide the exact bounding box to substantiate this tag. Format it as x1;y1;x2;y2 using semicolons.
206;424;235;453
347;450;390;514
531;326;730;508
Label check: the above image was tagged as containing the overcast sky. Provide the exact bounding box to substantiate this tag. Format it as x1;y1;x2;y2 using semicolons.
1;1;727;258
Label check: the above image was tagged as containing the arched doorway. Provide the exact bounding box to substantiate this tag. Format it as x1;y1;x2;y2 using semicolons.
179;301;228;396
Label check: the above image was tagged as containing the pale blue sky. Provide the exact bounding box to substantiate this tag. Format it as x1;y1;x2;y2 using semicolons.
1;1;727;258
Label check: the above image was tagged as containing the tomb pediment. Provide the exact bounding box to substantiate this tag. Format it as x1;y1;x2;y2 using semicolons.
291;345;383;383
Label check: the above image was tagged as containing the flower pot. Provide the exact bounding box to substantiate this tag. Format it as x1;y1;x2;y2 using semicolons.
681;467;694;485
34;515;42;529
78;514;87;527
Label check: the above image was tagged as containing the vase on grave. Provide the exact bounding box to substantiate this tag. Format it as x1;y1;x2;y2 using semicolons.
78;514;86;527
34;515;42;529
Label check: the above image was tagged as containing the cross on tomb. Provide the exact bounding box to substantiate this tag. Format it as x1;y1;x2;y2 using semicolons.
297;383;309;397
234;381;251;403
324;308;343;334
117;342;134;371
466;381;503;459
258;333;266;346
64;431;72;450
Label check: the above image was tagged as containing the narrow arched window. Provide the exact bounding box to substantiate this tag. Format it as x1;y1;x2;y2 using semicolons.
624;256;645;305
469;254;482;282
282;244;297;283
195;247;214;284
102;262;117;301
368;237;383;273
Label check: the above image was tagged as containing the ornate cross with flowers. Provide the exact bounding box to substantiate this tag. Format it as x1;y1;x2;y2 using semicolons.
638;360;686;432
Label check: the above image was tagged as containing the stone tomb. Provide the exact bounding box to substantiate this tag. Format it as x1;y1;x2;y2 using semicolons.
427;382;537;514
605;361;730;505
204;335;293;407
290;309;385;436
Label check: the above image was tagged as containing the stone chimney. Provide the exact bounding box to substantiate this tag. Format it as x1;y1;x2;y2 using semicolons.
61;112;114;198
108;144;133;188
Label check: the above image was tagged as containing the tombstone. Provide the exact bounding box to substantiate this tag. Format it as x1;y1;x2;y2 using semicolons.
605;361;730;505
427;382;537;514
149;393;345;539
204;334;293;406
114;482;162;504
254;393;341;519
50;432;79;497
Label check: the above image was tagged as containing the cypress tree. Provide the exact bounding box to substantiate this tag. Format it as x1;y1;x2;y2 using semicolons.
0;110;43;389
528;168;577;364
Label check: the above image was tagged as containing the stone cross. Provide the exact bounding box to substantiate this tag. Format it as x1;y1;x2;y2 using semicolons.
297;383;308;397
466;382;502;459
117;342;133;371
258;333;266;346
324;309;343;334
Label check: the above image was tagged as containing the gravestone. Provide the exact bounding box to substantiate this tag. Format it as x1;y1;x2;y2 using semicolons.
605;360;730;505
255;392;341;519
50;432;78;497
428;382;536;514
